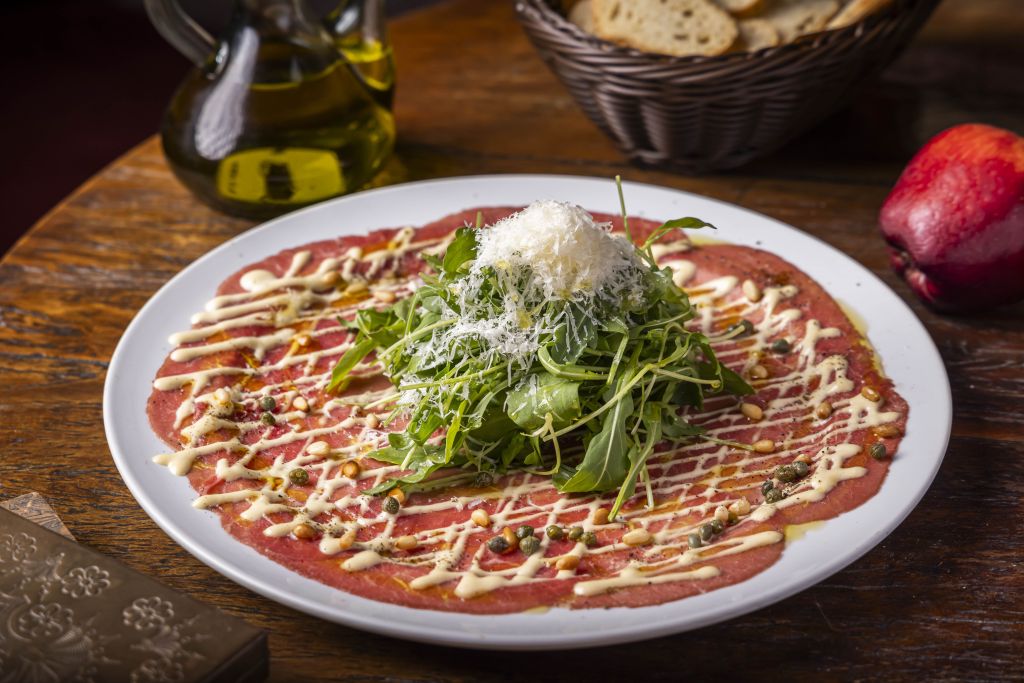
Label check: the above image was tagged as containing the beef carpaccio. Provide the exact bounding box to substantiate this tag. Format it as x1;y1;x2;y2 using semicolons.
148;207;907;613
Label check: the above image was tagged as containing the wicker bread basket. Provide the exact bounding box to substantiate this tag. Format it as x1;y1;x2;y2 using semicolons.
515;0;941;172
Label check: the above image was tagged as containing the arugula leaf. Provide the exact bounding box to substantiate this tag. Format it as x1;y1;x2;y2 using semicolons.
609;402;663;518
507;373;581;431
718;366;754;396
326;337;375;392
442;227;478;275
558;387;634;493
549;302;597;365
642;217;716;250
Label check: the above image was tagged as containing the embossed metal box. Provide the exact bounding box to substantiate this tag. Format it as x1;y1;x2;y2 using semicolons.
0;506;268;682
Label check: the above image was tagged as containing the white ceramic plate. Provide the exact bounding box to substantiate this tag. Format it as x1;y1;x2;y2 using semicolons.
104;175;951;650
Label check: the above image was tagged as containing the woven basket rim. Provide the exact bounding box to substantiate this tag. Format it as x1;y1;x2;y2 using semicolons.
517;0;921;67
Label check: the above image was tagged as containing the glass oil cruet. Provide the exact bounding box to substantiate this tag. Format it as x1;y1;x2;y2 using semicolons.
145;0;395;219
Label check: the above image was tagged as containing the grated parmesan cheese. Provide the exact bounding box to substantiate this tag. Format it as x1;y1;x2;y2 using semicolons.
475;201;643;299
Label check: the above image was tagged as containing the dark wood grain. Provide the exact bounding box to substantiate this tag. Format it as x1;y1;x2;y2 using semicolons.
1;0;1021;680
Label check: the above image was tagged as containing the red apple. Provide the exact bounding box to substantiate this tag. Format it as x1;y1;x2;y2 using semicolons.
879;123;1024;312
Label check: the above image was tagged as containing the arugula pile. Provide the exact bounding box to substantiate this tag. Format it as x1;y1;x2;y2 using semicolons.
329;187;751;518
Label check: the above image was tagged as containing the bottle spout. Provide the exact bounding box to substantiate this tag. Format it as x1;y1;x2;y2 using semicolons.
328;0;388;52
326;0;394;108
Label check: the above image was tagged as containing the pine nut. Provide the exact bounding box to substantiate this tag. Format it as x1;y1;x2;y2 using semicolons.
753;439;776;454
728;498;751;516
872;424;901;438
742;279;762;303
346;280;368;295
593;507;610;525
741;402;764;421
374;289;397;303
815;402;832;419
292;396;309;412
336;526;357;551
501;526;518;549
307;441;330;456
794;453;812;464
364;413;379;429
394;535;418;551
750;364;769;379
316;271;341;290
389;488;406;505
293;523;316;540
555;555;580;571
622;528;653;546
471;509;491;528
861;386;881;402
714;505;730;524
341;461;361;479
213;388;230;403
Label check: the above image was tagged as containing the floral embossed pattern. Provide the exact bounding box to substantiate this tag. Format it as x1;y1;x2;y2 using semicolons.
124;597;175;631
61;566;111;599
0;506;266;682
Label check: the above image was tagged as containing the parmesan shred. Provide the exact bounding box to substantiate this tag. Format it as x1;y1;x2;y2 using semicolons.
399;201;650;408
475;201;644;300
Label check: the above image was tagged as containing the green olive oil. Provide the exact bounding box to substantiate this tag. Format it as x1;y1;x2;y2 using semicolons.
161;2;395;219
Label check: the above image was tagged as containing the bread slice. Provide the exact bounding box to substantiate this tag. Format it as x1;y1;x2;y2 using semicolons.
592;0;739;57
760;0;840;42
732;18;780;51
712;0;763;16
826;0;893;29
568;0;596;32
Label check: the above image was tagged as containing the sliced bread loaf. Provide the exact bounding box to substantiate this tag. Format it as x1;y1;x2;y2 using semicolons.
827;0;893;29
592;0;739;57
760;0;839;42
568;0;596;32
712;0;764;15
733;18;780;51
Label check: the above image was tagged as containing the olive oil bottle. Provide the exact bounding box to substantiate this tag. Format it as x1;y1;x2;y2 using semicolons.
147;0;395;219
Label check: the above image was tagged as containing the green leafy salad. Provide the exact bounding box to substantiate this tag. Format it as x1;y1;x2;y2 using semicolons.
330;187;752;518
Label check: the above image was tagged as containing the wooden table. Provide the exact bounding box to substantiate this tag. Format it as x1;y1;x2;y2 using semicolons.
3;0;1021;679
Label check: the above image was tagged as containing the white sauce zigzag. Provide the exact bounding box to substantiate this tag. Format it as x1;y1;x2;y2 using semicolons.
150;227;903;600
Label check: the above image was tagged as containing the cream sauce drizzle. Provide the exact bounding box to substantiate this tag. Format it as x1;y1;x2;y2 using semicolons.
151;227;902;602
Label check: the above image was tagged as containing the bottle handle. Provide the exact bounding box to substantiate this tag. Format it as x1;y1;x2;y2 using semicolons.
144;0;217;67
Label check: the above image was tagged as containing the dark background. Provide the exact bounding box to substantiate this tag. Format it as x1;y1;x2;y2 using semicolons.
4;0;1022;259
0;0;434;256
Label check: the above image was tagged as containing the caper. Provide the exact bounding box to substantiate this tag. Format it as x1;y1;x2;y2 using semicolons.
765;489;785;504
761;480;775;495
580;531;598;547
546;525;564;540
710;519;723;534
727;319;755;337
870;443;888;460
567;527;584;541
260;412;276;426
288;468;309;486
473;471;494;487
770;338;792;354
793;460;810;477
688;533;702;549
515;525;535;540
383;496;401;515
699;523;714;541
519;536;541;555
775;465;798;483
259;396;276;411
487;536;510;554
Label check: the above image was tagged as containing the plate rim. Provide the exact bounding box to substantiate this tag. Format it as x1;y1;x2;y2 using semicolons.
104;173;952;650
